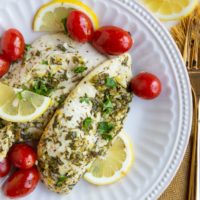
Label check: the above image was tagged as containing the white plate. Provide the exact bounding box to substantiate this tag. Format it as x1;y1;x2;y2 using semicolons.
0;0;192;200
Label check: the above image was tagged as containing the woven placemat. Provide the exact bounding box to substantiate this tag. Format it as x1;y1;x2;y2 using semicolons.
159;138;192;200
158;6;198;197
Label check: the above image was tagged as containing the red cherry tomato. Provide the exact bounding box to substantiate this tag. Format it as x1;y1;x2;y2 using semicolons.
3;167;40;199
92;26;133;55
9;143;36;169
67;10;94;43
0;157;11;177
130;72;162;100
0;55;10;77
1;29;25;61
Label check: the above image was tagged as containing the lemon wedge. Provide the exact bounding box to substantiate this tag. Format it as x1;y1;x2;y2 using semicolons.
139;0;198;21
33;0;99;32
0;82;51;123
84;130;134;185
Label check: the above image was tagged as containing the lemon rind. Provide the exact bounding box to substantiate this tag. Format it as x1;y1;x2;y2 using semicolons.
0;85;51;123
33;0;99;31
83;131;134;186
144;0;198;21
0;97;51;123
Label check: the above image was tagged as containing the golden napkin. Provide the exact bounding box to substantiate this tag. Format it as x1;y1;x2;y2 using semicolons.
159;5;200;200
159;138;192;200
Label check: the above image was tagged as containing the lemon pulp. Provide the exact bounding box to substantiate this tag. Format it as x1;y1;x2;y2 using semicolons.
33;0;99;32
84;130;134;185
0;82;51;122
140;0;197;21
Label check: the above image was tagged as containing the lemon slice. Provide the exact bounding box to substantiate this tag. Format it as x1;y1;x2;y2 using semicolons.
84;130;134;185
33;0;99;32
139;0;198;21
0;82;51;123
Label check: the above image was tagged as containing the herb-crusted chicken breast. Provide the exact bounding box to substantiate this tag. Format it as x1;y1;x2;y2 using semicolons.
0;33;106;160
38;53;132;193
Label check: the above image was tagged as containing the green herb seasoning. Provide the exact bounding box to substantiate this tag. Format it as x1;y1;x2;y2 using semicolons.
58;94;67;105
41;60;48;65
66;131;77;140
35;50;41;57
61;18;68;34
74;66;88;74
105;77;117;88
50;57;62;65
56;176;67;187
102;134;113;141
97;122;114;141
91;73;132;141
121;55;129;66
16;91;23;100
80;94;90;104
103;97;113;114
22;44;32;64
25;44;32;51
30;78;54;96
57;44;66;52
72;56;85;65
97;121;114;134
83;117;93;131
0;119;5;129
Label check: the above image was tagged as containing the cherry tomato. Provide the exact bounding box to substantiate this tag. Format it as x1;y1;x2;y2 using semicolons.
1;29;25;61
67;10;94;43
9;143;36;169
3;167;40;199
130;72;162;100
0;157;11;177
92;26;133;55
0;55;10;77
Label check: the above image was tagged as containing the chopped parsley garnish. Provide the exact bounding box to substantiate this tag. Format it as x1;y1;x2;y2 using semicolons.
61;18;67;34
103;97;113;114
50;57;62;65
121;56;129;66
80;94;90;104
58;94;66;105
25;44;32;51
56;176;67;187
83;117;93;131
61;73;68;81
72;56;85;65
30;78;53;96
105;77;117;88
74;66;88;74
35;50;41;56
97;121;114;140
0;119;5;129
16;91;23;100
102;134;113;141
41;60;48;65
90;73;132;141
57;44;66;52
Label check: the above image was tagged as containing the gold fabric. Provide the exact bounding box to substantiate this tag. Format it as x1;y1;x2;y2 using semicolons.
159;138;192;200
159;5;199;199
